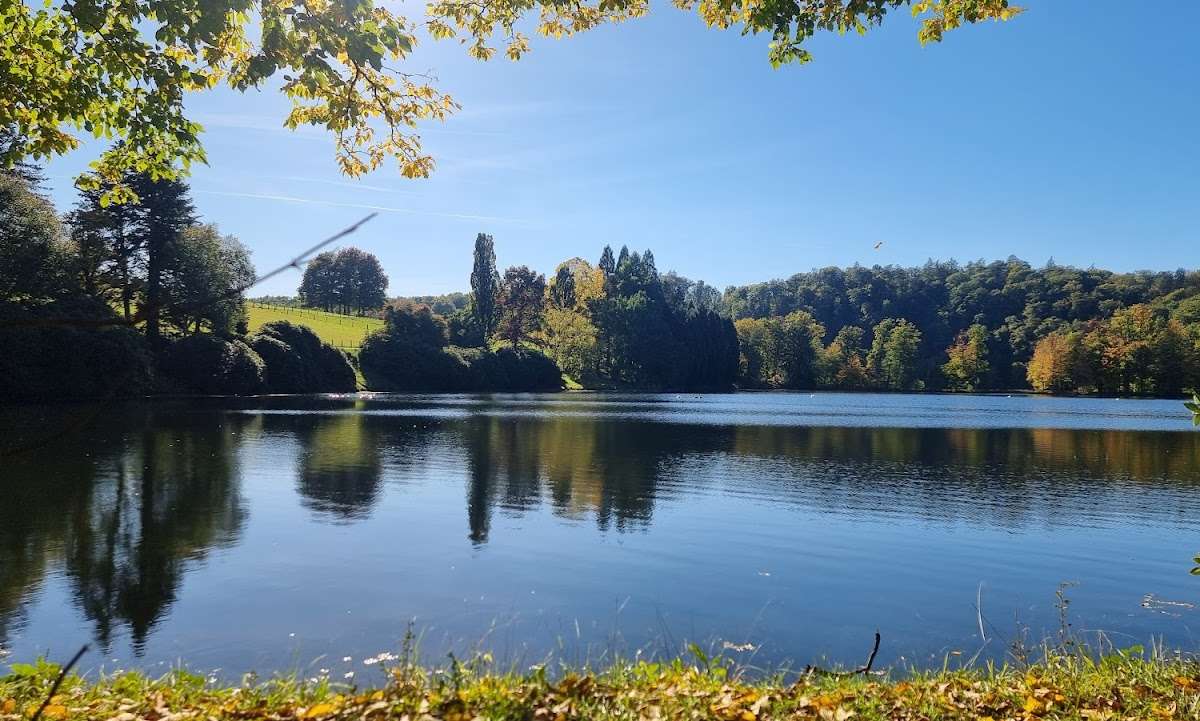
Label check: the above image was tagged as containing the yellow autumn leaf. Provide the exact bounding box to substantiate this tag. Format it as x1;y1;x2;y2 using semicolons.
1023;695;1043;713
1;699;14;714
40;705;68;720
302;703;338;719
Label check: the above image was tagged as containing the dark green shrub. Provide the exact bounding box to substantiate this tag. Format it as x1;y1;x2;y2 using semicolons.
359;332;470;391
359;333;562;393
0;300;155;400
470;347;563;391
0;325;154;400
249;321;356;393
383;301;447;347
248;333;306;393
159;335;265;395
318;344;357;392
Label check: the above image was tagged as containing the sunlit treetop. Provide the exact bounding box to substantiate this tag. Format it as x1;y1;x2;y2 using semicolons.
0;0;1021;202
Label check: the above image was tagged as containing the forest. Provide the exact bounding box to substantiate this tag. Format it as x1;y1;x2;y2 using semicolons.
724;261;1200;394
4;160;1200;399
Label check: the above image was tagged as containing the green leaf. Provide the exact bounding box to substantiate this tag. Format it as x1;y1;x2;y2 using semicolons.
9;663;38;676
1190;567;1200;576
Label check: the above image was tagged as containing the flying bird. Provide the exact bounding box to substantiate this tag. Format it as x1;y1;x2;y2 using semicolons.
873;241;884;250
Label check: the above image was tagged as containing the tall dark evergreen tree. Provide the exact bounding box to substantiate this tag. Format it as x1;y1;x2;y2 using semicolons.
128;174;196;342
598;245;615;277
549;264;576;310
469;233;499;345
69;181;144;319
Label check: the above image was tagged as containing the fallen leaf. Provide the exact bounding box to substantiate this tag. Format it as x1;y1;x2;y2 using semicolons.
301;703;337;719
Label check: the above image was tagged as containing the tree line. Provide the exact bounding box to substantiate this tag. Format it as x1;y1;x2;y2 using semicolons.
323;240;1200;397
4;168;255;338
0;167;357;399
725;259;1200;395
7;160;1200;399
360;234;739;392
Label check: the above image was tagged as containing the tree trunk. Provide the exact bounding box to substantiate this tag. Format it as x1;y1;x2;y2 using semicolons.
146;234;162;342
117;245;132;321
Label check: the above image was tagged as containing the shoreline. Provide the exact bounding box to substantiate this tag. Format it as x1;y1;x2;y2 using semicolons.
2;652;1198;720
3;388;1196;407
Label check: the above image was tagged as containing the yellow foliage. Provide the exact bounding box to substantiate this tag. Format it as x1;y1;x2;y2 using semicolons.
300;702;338;718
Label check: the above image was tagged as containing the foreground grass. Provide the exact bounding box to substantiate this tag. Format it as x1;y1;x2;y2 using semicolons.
247;303;384;351
3;652;1198;721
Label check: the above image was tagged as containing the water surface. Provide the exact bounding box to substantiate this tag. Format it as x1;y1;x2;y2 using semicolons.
2;393;1198;677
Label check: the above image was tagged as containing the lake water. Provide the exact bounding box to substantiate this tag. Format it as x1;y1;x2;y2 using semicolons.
2;392;1199;678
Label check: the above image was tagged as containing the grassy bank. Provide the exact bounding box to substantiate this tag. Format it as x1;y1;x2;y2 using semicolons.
3;652;1198;721
247;303;383;351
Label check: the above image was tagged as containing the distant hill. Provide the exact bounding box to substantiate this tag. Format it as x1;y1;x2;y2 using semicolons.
246;302;384;351
723;258;1200;389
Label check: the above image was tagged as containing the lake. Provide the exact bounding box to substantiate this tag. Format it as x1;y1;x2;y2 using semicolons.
2;392;1199;679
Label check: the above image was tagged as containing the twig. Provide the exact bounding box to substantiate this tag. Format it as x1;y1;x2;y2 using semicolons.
30;645;89;721
802;631;881;677
857;630;881;674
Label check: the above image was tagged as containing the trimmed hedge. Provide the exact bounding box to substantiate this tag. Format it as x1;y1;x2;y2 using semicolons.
359;332;563;392
0;301;155;401
249;320;356;393
359;335;471;391
0;325;155;401
159;335;265;396
464;346;563;391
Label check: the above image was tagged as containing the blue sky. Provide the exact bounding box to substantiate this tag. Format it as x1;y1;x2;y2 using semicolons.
42;0;1200;297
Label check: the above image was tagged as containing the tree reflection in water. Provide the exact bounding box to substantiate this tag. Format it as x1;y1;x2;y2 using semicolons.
2;397;1200;659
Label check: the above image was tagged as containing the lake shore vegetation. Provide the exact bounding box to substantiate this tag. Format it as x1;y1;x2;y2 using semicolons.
2;648;1198;721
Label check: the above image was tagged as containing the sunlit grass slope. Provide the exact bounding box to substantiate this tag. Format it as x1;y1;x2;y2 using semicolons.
247;303;384;351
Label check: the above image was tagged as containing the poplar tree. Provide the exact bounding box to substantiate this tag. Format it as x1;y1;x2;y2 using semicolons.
470;233;500;343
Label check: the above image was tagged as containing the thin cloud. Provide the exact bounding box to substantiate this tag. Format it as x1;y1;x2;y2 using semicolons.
192;112;325;139
194;189;532;224
275;175;417;194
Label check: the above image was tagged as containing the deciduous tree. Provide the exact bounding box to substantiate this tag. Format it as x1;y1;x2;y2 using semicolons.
0;174;68;303
496;266;546;349
163;225;255;336
942;323;990;390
